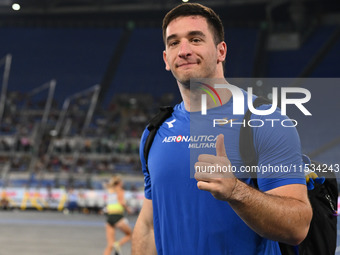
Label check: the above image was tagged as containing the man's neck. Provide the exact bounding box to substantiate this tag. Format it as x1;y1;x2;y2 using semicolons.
178;79;232;112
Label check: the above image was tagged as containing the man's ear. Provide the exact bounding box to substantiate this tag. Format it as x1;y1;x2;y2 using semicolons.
163;50;170;71
217;42;227;63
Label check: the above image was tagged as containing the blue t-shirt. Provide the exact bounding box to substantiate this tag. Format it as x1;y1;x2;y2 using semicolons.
140;92;306;255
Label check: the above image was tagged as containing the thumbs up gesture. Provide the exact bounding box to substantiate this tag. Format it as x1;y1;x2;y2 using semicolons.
194;134;237;201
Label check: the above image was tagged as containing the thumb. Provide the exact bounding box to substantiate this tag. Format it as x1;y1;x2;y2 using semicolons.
216;134;227;157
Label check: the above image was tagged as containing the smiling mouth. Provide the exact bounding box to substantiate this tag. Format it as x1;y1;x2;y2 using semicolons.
176;62;197;68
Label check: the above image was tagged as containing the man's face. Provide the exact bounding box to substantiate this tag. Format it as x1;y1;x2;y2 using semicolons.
163;15;226;88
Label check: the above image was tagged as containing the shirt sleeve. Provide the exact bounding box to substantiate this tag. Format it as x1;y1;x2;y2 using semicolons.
139;128;152;200
252;105;306;192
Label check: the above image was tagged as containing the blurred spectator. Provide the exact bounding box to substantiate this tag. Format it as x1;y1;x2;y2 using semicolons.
0;190;10;210
64;187;79;214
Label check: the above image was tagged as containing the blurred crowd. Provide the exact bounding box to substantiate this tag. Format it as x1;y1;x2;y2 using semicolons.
0;90;175;189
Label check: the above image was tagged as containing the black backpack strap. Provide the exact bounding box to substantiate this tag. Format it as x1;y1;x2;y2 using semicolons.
144;106;174;174
239;96;271;187
239;96;271;166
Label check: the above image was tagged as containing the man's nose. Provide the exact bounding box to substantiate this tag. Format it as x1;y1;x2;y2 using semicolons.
178;41;192;58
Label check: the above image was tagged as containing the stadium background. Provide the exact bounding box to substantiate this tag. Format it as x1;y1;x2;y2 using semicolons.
0;0;339;254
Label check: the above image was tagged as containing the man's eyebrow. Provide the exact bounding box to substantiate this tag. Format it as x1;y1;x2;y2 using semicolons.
166;31;206;44
166;34;178;44
187;30;206;38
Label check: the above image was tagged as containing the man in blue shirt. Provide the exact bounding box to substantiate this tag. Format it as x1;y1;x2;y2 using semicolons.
132;3;312;255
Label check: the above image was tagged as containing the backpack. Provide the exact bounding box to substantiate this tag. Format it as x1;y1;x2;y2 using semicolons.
144;98;338;255
143;106;173;174
240;96;338;255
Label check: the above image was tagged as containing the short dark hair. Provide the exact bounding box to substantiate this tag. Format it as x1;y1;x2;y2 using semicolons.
162;3;224;46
